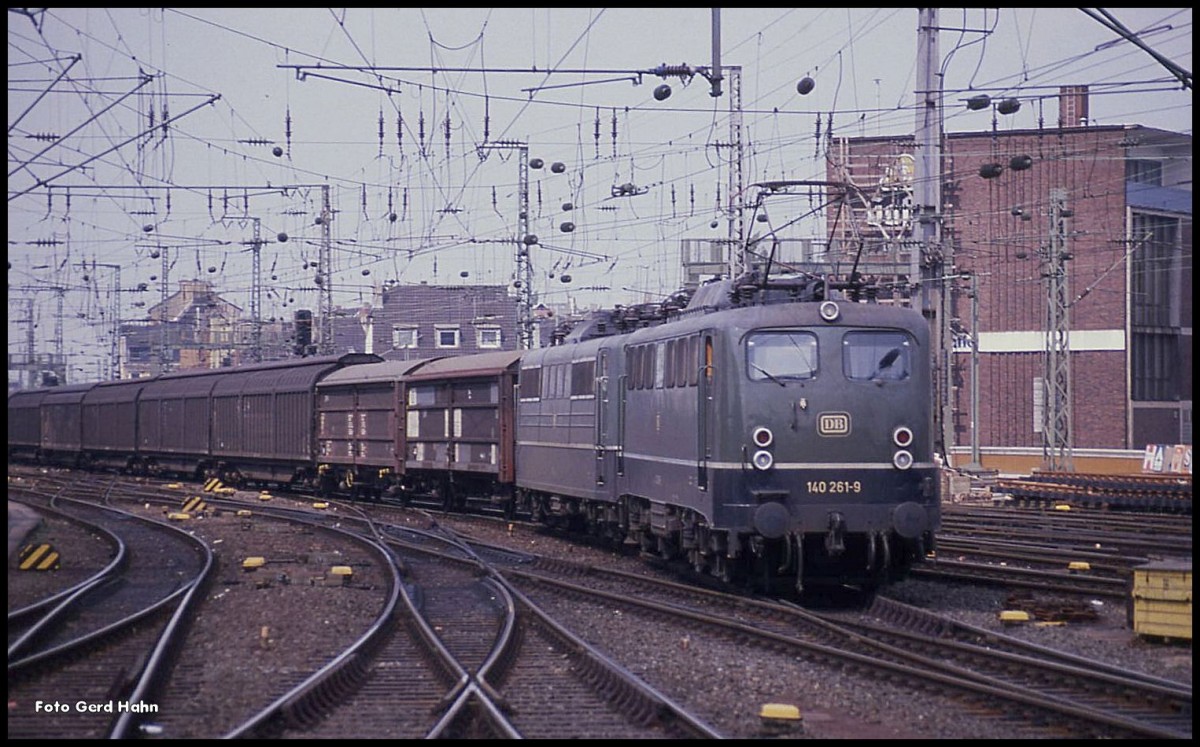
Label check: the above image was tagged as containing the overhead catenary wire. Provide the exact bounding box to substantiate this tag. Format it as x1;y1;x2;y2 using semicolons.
8;8;1191;373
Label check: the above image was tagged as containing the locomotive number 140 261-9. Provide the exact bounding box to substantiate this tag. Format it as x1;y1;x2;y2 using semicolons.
805;480;863;494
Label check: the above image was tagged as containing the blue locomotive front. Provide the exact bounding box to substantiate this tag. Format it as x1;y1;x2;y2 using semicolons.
611;276;940;591
708;296;940;589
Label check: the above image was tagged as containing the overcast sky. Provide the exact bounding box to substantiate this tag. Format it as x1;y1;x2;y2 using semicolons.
7;8;1193;381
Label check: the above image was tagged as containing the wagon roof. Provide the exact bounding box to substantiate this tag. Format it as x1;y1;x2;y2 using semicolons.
82;377;152;404
137;353;382;398
157;353;380;381
7;389;52;408
138;371;233;399
317;358;439;388
405;350;523;381
38;382;96;404
211;356;362;395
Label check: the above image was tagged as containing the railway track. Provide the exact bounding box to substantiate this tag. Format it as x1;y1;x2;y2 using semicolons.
126;503;399;739
262;521;504;740
8;479;213;740
940;504;1192;558
861;596;1191;737
912;558;1130;599
935;535;1143;573
7;495;118;612
179;499;718;739
10;468;1188;739
374;523;721;738
8;473;399;740
465;538;1189;739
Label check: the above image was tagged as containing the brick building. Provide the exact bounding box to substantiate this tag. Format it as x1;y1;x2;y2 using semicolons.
331;282;525;359
830;96;1191;456
120;279;241;377
120;279;298;376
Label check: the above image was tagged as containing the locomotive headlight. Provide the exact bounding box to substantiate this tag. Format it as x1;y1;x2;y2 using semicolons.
752;450;774;471
893;449;914;470
819;300;840;322
752;426;774;448
892;426;913;448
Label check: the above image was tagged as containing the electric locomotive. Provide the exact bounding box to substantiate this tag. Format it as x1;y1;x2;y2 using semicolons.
516;272;939;591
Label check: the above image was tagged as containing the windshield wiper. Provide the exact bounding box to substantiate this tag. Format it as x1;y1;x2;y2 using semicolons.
870;348;902;380
749;362;786;387
785;335;815;373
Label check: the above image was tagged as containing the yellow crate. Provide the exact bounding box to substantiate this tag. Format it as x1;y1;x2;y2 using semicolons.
1133;560;1192;599
1132;598;1192;640
1130;560;1191;641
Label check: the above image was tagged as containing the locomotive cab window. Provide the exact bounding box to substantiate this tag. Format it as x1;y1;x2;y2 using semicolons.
843;331;912;381
745;331;818;382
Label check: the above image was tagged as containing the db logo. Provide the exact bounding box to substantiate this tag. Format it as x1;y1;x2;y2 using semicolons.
818;412;851;436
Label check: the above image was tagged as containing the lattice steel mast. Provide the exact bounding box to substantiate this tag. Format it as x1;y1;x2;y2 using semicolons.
1042;188;1074;471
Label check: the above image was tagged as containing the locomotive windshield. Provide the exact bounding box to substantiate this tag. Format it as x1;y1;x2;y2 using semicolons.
745;331;818;382
843;331;913;381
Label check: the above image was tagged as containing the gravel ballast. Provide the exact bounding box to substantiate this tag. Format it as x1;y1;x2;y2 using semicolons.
439;514;1192;739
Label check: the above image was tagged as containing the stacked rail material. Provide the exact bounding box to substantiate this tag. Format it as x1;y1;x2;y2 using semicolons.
997;473;1192;514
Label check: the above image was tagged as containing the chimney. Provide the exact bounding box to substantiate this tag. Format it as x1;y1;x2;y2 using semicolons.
179;279;206;305
1059;85;1089;128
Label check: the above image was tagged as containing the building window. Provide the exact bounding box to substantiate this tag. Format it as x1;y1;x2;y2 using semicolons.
435;326;460;349
1126;159;1163;186
393;325;419;349
1130;213;1179;329
477;327;501;349
1130;212;1182;403
1132;333;1179;402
